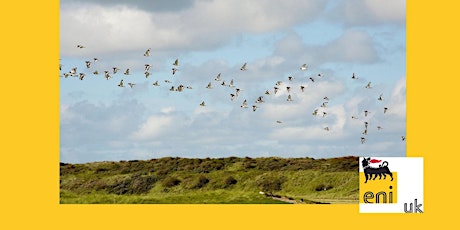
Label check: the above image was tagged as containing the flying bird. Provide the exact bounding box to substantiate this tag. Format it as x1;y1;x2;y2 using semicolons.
214;73;221;81
312;109;319;116
361;137;366;144
401;136;406;141
256;96;264;103
288;76;294;81
206;82;212;89
286;94;293;101
378;94;383;101
153;81;160;86
252;105;258;112
352;73;358;79
274;87;279;94
300;64;307;71
240;63;247;71
145;64;151;71
144;71;150;78
241;99;248;108
118;79;124;87
128;83;135;88
277;120;283;124
383;107;388;114
365;82;372;89
112;67;120;74
85;61;91;68
364;110;370;117
76;44;85;48
377;126;383;130
173;58;179;66
124;69;130;75
78;73;85;80
230;93;236;101
144;48;151;57
309;77;315;82
200;101;206;106
300;85;305;92
286;86;291;93
324;127;330;131
172;68;178;75
104;71;111;80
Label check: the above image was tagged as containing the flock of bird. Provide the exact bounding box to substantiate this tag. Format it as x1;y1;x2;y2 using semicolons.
60;45;405;145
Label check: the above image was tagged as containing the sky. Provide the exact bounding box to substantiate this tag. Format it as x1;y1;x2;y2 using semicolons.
60;0;406;163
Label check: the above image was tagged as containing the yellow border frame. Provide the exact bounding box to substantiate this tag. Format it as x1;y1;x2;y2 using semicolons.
2;1;455;229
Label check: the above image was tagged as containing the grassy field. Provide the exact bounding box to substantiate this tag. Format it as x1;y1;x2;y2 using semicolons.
60;156;359;204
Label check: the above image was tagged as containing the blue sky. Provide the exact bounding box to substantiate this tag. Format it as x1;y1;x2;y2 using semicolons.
60;0;406;163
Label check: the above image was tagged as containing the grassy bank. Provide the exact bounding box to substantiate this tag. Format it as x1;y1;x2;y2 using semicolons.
60;156;359;204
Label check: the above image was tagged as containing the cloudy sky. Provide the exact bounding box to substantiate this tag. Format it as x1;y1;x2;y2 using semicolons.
60;0;406;163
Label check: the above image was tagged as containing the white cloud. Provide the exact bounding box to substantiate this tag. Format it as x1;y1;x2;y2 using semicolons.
60;0;328;57
130;114;174;140
329;0;406;26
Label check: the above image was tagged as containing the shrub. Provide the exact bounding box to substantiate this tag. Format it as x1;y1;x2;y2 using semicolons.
107;174;158;195
314;184;333;191
256;174;285;193
191;175;210;189
162;176;181;188
224;176;237;187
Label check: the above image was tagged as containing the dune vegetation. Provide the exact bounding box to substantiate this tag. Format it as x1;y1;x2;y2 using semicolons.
60;156;359;204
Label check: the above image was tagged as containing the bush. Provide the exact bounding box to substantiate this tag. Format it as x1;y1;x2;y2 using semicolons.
224;176;237;187
256;174;285;193
191;175;210;189
162;176;181;188
314;184;333;191
107;174;158;195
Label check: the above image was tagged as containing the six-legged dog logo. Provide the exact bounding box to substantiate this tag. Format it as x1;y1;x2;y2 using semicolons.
361;157;393;183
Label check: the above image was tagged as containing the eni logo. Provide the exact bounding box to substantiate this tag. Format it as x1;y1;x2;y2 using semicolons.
359;157;397;204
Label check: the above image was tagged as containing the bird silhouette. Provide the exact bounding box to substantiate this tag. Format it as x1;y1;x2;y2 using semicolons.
240;63;247;71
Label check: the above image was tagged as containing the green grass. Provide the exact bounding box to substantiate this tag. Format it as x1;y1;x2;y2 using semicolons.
60;156;359;204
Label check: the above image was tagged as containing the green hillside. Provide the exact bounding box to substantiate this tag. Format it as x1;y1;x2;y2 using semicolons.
60;156;359;204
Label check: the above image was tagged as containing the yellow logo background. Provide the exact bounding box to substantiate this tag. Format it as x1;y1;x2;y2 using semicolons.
359;172;397;203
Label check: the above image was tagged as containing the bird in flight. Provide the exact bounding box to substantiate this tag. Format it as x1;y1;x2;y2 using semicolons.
241;99;248;108
361;137;366;144
240;63;247;71
124;69;130;75
378;94;383;101
206;82;212;89
383;107;388;114
214;73;221;81
286;94;293;101
77;44;85;48
128;83;135;88
118;79;124;87
364;110;370;117
365;82;372;89
300;64;307;71
173;58;179;66
200;101;206;106
252;105;258;112
352;73;358;80
144;48;151;57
